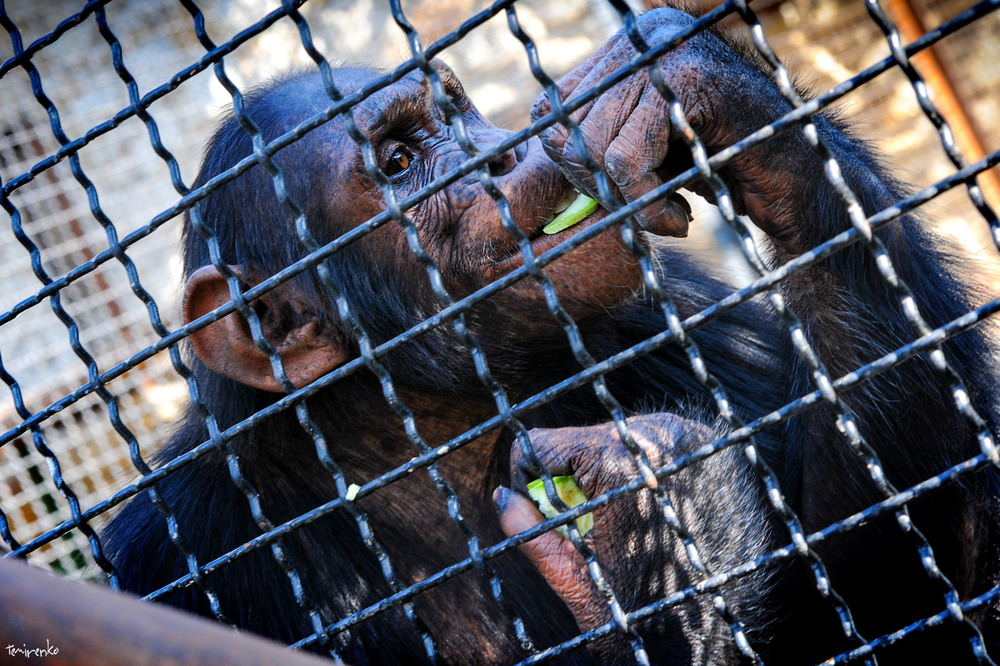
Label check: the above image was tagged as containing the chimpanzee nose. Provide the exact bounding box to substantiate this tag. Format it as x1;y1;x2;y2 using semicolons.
487;146;519;177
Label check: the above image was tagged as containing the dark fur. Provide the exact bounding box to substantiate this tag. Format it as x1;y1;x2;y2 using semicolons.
102;19;999;666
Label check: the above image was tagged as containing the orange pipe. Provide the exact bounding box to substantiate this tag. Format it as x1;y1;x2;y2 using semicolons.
886;0;1000;214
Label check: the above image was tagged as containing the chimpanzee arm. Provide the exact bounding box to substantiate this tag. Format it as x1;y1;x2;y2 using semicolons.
499;6;999;663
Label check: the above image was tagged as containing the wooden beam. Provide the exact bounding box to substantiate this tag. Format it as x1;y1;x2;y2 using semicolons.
0;557;340;666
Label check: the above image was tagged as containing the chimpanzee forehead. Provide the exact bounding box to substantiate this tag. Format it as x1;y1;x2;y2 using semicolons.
333;68;446;140
259;68;389;122
263;67;445;145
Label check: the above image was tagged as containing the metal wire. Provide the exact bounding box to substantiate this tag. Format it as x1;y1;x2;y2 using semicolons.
730;0;995;658
92;2;231;624
4;0;994;457
1;0;998;662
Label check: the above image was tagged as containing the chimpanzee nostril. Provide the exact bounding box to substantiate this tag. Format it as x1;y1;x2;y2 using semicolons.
513;140;528;162
487;147;518;177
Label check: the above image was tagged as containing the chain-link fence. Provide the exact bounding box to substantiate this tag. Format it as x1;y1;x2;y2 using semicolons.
1;0;999;663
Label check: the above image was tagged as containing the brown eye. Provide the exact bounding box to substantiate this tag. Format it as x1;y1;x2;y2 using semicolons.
385;148;412;176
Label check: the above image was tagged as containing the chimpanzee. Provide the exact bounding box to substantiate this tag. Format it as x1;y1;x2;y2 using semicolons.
102;7;1000;665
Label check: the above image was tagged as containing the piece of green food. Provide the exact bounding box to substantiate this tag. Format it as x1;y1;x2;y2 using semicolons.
542;194;599;235
526;475;594;537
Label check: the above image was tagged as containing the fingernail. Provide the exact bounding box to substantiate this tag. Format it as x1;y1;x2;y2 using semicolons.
663;198;691;226
604;155;625;184
541;125;568;150
637;200;690;238
671;192;692;220
493;486;514;513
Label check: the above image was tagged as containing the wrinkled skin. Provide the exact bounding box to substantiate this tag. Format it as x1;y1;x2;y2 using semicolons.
102;7;999;665
529;9;825;252
312;63;647;321
499;414;776;664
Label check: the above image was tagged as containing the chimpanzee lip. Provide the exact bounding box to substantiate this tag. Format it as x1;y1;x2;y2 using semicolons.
485;177;608;274
491;203;609;275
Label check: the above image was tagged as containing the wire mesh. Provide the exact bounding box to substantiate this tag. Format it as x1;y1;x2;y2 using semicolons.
1;0;999;663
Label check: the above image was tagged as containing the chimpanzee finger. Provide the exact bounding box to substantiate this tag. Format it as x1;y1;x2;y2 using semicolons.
494;486;613;631
604;87;691;237
532;38;640;187
530;57;601;171
512;426;592;493
554;73;643;201
532;82;602;180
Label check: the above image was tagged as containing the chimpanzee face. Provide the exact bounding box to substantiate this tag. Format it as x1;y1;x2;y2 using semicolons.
305;63;646;319
182;63;649;393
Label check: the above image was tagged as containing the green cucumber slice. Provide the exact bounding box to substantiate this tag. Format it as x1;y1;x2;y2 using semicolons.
526;475;594;537
542;194;599;235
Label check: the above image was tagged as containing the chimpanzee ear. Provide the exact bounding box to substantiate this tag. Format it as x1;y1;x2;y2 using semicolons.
182;265;347;393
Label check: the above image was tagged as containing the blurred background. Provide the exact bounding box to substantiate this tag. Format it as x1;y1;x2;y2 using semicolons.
0;0;997;576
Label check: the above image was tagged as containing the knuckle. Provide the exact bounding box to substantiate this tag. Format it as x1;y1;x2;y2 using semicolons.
530;92;550;122
538;125;568;160
640;6;696;40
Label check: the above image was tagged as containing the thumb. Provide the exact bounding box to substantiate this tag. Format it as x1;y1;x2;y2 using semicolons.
494;486;606;627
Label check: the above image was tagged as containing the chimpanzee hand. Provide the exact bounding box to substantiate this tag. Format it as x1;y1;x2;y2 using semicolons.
531;7;825;251
496;413;765;663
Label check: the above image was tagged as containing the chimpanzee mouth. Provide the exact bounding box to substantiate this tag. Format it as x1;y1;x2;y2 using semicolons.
540;189;600;235
488;187;609;276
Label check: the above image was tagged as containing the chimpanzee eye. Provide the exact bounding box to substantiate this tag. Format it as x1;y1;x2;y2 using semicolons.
385;147;413;177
